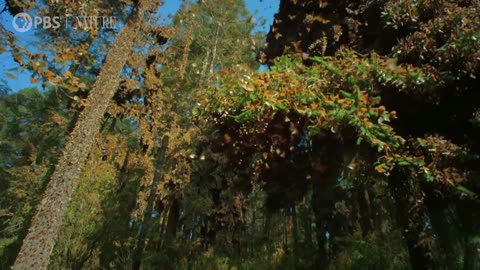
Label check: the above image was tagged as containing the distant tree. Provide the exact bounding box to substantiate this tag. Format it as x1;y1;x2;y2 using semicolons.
128;1;261;268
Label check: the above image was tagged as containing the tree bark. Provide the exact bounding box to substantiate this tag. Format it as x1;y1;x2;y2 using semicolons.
12;1;159;269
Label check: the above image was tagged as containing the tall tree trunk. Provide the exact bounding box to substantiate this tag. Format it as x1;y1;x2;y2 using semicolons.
164;198;180;246
283;212;289;252
291;204;299;267
389;170;436;270
157;204;169;250
311;183;336;267
263;210;273;256
303;206;313;249
311;148;342;267
312;191;331;268
132;136;169;270
209;25;220;76
353;187;375;237
12;1;159;269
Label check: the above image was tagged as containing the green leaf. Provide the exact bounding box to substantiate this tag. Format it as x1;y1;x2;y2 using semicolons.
456;185;477;197
339;90;352;98
397;161;411;166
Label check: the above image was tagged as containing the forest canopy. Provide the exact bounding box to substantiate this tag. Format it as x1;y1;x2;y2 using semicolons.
0;0;479;269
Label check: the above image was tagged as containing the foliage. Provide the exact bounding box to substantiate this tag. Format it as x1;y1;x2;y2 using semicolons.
198;51;472;187
0;87;73;267
2;0;480;269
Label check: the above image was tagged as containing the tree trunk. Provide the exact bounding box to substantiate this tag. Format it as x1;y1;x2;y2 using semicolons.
353;187;375;237
164;198;180;246
291;204;299;267
209;25;220;76
132;136;169;270
263;210;273;256
303;206;313;249
312;193;330;268
283;212;288;252
157;204;169;249
389;170;436;270
311;171;338;267
12;1;159;269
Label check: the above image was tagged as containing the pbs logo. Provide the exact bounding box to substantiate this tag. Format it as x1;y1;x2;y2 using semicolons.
12;12;61;33
12;12;33;33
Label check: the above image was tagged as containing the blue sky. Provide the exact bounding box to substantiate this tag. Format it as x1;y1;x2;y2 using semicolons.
0;0;278;92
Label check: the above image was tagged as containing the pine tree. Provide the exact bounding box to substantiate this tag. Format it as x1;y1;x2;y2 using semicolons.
12;1;161;268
